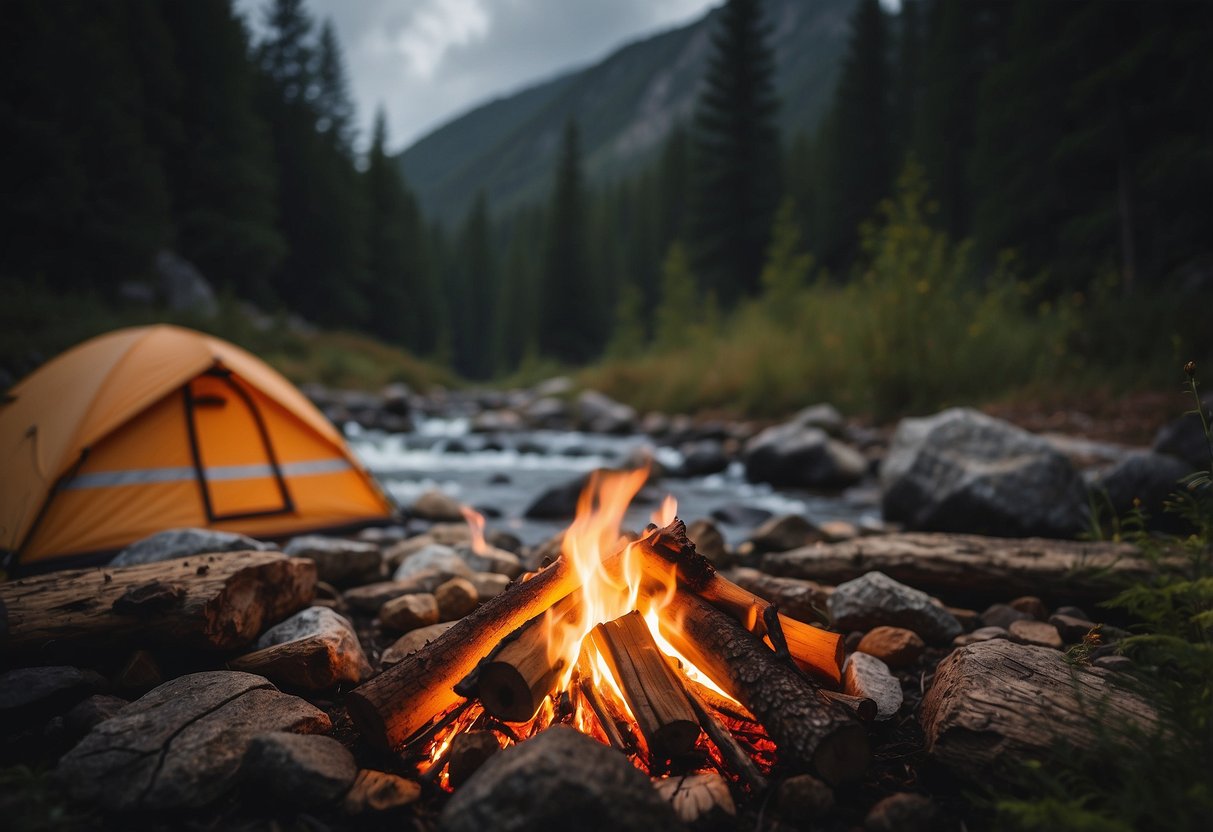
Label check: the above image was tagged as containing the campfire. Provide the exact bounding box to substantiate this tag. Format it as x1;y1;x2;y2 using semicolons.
347;468;872;793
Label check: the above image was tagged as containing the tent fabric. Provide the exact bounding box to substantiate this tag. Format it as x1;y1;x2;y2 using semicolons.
0;324;394;566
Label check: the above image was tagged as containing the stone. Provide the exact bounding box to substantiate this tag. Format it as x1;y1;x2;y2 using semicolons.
710;503;774;528
486;529;523;554
576;390;637;434
881;408;1089;538
686;519;730;566
843;652;903;720
524;473;591;519
283;535;382;585
435;577;479;620
828;571;962;643
447;731;502;788
380;622;456;667
523;396;570;429
865;793;935;832
344;577;438;614
454;543;524;578
1049;613;1100;643
857;626;925;668
746;514;825;556
1086;450;1194;531
1008;595;1049;620
155;249;218;316
343;769;422;814
0;666;106;718
1008;619;1063;649
792;403;846;435
819;520;860;542
392;544;475;581
357;525;408;545
776;773;834;821
1093;655;1134;671
64;694;129;737
676;440;730;478
232;606;372;688
383;534;438;567
379;592;439;631
111;528;274;566
1055;605;1090;620
944;605;980;631
440;726;680;832
952;626;1009;647
471;409;523;433
743;422;866;489
980;602;1034;630
1152;397;1213;471
115;649;162;695
56;671;330;811
410;489;466;522
469;572;511;600
241;731;356;808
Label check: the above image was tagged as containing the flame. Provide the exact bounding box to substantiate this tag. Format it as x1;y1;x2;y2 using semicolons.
460;505;488;554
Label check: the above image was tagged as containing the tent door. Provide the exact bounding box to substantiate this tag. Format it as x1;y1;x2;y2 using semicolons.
184;370;293;522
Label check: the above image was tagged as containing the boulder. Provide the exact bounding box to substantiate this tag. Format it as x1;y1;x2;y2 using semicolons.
231;606;372;689
0;666;106;719
675;440;730;478
1152;396;1213;471
576;390;637;434
1086;450;1194;529
410;489;466;522
686;519;730;566
828;572;962;644
155;249;218;317
283;535;383;585
745;514;825;556
881;408;1088;538
56;671;330;811
440;726;681;832
393;544;475;581
524;473;591;519
111;528;274;566
241;732;356;808
744;422;866;489
523;396;570;429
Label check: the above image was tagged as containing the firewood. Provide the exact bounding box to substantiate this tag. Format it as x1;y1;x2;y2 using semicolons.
477;596;579;723
576;650;628;752
658;589;870;785
590;611;700;760
676;672;769;793
0;551;315;655
819;690;877;723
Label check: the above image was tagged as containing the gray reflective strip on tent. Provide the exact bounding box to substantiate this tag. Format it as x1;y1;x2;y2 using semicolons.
63;458;353;490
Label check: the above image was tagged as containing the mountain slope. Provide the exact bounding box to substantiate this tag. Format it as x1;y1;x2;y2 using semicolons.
398;0;857;225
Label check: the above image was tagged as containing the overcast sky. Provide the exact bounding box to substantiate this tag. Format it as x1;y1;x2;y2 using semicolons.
236;0;721;153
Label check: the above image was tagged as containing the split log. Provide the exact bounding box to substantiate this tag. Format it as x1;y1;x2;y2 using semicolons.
677;673;769;792
576;651;628;752
477;596;579;723
658;589;869;785
590;611;700;759
921;639;1158;778
0;551;315;655
762;533;1154;604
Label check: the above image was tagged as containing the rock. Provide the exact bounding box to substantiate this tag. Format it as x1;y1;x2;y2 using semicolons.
952;626;1009;647
469;572;511;600
357;525;409;545
792;403;846;435
865;793;935;832
1153;397;1213;471
383;533;439;567
676;440;730;477
857;626;925;668
471;409;524;433
440;726;680;832
1055;604;1090;620
447;731;502;788
115;649;162;695
843;652;903;720
487;529;523;553
393;544;475;581
881;408;1089;538
0;666;106;718
344;577;439;614
746;514;825;556
1093;655;1133;671
828;572;962;643
111;528;274;566
523;396;570;429
232;606;372;688
379;593;439;632
743;422;866;489
776;773;834;821
64;694;129;737
454;543;524;578
283;535;382;585
524;473;591;519
1008;619;1063;649
343;769;422;814
576;390;637;434
155;249;218;316
1049;613;1099;643
410;489;466;522
380;622;456;667
1087;450;1194;530
686;519;729;566
56;671;330;811
980;602;1033;630
435;577;479;620
945;605;980;631
241;731;356;808
819;520;860;541
654;773;735;826
1008;595;1048;620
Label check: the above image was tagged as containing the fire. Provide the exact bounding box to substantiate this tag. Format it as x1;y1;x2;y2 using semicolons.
460;505;488;554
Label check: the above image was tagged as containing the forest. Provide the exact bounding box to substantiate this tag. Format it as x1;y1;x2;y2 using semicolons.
2;0;1211;417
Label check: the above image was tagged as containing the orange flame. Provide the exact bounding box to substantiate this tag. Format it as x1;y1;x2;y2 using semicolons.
460;505;488;555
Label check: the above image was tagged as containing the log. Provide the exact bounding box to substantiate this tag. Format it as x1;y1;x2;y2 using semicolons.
728;567;833;625
577;650;628;752
920;639;1157;779
658;589;869;785
677;673;769;792
590;611;700;759
0;551;315;654
762;533;1154;604
477;596;579;723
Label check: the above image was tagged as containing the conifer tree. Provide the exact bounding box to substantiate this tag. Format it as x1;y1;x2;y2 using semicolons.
315;19;356;156
688;0;781;304
454;192;495;378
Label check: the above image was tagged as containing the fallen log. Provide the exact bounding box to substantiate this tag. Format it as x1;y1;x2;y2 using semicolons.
728;567;833;625
591;611;700;759
0;551;315;654
762;533;1153;604
921;639;1157;778
658;589;869;785
477;596;579;723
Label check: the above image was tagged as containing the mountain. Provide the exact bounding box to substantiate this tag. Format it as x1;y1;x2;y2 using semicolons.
397;0;858;225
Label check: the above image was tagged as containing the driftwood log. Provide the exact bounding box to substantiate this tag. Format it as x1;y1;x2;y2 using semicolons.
658;589;869;785
0;551;315;654
728;567;832;625
762;533;1152;603
921;639;1158;777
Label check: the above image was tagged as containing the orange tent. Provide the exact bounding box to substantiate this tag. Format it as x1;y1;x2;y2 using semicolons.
1;324;395;570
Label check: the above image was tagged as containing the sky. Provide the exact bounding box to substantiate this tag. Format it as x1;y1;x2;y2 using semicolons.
236;0;721;153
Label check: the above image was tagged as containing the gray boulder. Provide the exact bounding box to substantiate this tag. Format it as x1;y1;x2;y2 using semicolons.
0;666;106;718
744;419;866;489
393;543;475;581
828;571;962;643
454;543;523;578
881;408;1088;537
112;528;274;566
524;473;591;519
1153;395;1213;471
155;249;218;317
283;535;382;585
675;440;731;478
1086;450;1194;529
576;390;637;435
410;489;466;522
241;732;357;808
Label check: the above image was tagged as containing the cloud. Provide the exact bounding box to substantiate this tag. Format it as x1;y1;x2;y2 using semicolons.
377;0;491;80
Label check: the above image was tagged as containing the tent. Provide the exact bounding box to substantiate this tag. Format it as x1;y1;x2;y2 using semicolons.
1;324;395;570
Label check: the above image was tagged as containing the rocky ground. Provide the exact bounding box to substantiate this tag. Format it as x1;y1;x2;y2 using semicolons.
1;385;1208;831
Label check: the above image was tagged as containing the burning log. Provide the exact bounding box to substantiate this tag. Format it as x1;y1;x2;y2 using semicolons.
658;589;870;785
477;596;579;723
677;674;769;793
590;611;700;759
576;650;628;752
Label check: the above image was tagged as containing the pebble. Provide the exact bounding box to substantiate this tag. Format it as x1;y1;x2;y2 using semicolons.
865;792;936;832
1093;655;1134;672
1008;619;1063;649
381;622;457;666
1008;595;1049;621
469;572;511;600
777;773;835;820
435;577;479;620
843;652;903;720
1049;613;1099;643
447;731;502;788
952;626;1009;647
410;489;466;522
980;602;1033;630
379;593;440;632
857;626;925;668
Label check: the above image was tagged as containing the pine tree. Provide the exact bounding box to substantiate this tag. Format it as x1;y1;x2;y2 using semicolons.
453;192;495;378
688;0;781;304
315;19;356;157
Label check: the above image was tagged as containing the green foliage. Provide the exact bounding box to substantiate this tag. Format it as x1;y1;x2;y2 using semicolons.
760;198;814;326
